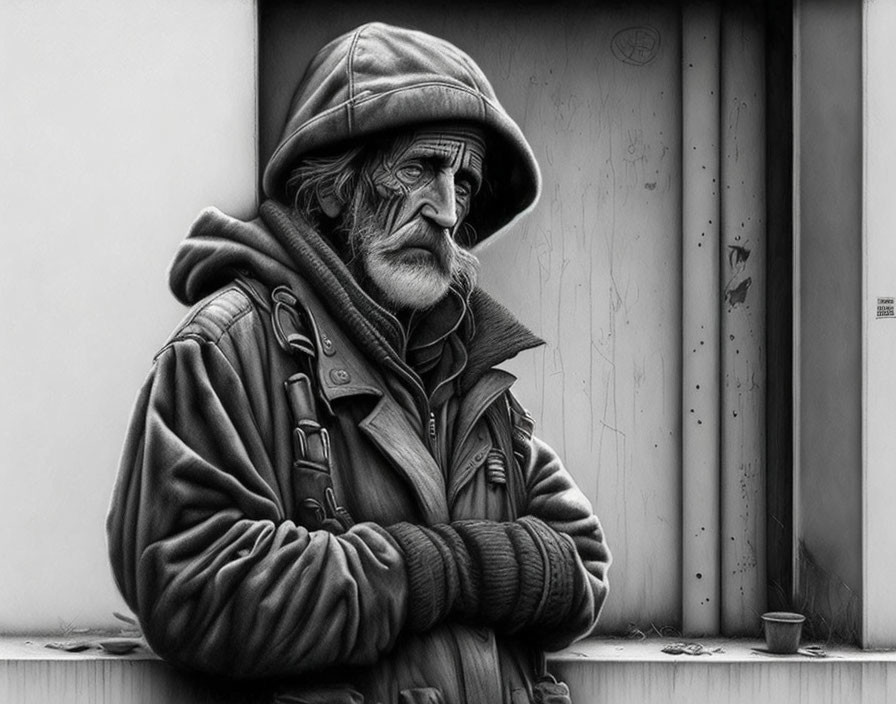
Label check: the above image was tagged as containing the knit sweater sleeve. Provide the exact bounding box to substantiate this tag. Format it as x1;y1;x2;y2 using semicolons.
106;330;408;679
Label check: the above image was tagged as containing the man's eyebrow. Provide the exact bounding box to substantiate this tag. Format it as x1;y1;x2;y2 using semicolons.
395;140;484;186
400;143;456;159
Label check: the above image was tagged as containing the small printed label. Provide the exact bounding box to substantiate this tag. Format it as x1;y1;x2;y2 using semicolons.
877;297;895;319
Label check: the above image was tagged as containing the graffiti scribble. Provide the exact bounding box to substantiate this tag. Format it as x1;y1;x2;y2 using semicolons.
611;26;661;66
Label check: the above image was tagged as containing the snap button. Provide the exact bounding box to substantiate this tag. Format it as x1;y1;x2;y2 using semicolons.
321;334;335;356
473;451;485;463
329;368;351;385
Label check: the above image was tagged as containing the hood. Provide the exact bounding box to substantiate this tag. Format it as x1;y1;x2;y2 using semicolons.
168;208;295;306
263;22;541;245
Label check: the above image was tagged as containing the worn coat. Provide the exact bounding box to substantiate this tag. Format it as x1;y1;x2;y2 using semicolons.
108;202;610;702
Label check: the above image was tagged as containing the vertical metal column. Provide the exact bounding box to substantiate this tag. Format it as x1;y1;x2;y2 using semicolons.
720;1;767;635
681;1;722;636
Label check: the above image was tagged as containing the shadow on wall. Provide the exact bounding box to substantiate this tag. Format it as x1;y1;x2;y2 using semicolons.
797;542;860;644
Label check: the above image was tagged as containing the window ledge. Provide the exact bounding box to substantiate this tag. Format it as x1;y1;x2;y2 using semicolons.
549;635;896;663
3;636;896;703
549;637;896;704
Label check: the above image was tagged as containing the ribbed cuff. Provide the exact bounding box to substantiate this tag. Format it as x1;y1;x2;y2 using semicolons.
454;521;519;623
431;524;478;619
516;515;577;628
386;523;456;632
505;520;545;632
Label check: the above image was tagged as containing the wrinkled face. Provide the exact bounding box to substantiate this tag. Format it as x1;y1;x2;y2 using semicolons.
351;124;486;311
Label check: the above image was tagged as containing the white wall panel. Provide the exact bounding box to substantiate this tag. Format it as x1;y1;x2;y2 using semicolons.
862;0;896;649
0;0;257;632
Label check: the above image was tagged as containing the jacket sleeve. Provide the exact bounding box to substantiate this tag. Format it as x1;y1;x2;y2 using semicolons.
518;432;611;649
107;335;408;678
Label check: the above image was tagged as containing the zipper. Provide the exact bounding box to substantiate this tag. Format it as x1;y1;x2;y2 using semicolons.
428;409;445;474
428;411;437;449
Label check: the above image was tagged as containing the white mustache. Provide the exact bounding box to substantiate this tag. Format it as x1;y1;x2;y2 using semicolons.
380;220;452;253
374;221;457;273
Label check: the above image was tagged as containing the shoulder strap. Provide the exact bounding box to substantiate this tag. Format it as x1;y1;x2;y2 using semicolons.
268;284;354;533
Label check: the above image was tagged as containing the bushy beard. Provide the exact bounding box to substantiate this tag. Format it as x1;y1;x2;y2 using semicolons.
338;188;479;312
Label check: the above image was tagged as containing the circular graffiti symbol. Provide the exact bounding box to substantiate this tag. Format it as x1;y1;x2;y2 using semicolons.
611;26;661;66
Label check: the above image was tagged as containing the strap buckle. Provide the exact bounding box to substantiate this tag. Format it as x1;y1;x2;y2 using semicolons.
272;285;316;357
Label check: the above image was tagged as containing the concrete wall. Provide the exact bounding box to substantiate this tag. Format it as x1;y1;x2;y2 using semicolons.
3;0;842;643
794;0;863;642
862;0;896;649
0;0;257;632
0;0;751;636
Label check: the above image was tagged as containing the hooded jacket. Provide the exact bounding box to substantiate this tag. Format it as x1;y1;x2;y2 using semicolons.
107;23;609;704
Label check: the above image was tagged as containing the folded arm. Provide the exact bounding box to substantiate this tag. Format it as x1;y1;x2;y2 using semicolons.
108;338;408;678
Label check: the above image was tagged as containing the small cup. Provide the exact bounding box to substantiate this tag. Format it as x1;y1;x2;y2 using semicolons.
761;611;806;654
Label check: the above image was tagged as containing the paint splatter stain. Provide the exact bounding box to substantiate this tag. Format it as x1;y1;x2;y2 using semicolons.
724;244;752;306
728;245;751;268
725;277;752;306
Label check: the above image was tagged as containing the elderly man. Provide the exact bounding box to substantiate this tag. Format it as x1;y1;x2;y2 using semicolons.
108;22;610;704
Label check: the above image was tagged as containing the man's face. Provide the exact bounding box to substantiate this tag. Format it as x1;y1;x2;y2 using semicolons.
350;124;486;311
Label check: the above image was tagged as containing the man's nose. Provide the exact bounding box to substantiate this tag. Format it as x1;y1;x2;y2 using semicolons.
419;170;458;229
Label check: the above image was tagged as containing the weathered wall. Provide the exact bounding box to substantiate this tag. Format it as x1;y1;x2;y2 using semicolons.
0;0;257;632
0;0;777;637
795;0;863;642
862;0;896;649
474;6;683;634
261;0;684;632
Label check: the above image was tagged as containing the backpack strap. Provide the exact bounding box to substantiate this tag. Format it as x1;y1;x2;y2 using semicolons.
269;285;354;533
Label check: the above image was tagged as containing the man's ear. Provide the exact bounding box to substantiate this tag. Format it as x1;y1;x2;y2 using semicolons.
319;192;342;219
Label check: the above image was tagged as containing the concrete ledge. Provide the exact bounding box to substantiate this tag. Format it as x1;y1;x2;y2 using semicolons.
551;638;896;704
3;636;896;703
0;636;259;704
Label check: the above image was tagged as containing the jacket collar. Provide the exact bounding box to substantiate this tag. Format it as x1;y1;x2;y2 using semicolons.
462;288;544;392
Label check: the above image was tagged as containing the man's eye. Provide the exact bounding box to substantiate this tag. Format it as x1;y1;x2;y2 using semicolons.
396;163;424;182
455;181;472;199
